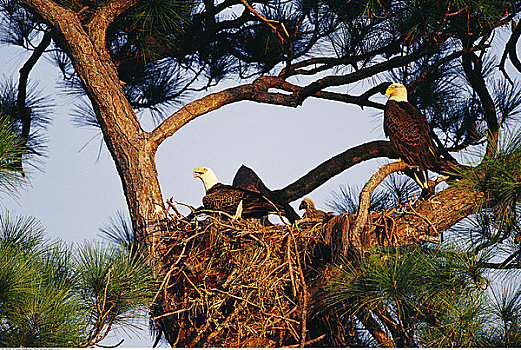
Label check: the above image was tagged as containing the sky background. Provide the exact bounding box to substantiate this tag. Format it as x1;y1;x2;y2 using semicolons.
0;44;387;346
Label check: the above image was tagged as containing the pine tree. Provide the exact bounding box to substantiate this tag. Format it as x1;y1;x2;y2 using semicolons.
2;0;521;346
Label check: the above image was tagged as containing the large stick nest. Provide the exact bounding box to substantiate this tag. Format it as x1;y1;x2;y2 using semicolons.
151;213;338;347
151;200;421;347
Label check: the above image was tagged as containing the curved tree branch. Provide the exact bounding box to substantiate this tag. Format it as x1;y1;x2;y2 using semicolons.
348;161;409;255
462;51;499;159
273;140;397;203
148;43;440;150
18;29;52;143
499;20;521;82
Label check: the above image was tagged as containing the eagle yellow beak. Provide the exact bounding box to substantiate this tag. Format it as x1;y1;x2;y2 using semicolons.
193;168;205;178
385;86;394;97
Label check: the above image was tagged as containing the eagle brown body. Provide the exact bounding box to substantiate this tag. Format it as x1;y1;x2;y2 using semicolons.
203;183;284;219
384;83;442;189
194;167;289;221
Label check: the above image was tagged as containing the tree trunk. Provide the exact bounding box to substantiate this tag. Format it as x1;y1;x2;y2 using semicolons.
16;0;169;253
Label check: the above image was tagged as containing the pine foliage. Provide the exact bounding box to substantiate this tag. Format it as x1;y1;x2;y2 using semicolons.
0;214;159;347
326;246;489;346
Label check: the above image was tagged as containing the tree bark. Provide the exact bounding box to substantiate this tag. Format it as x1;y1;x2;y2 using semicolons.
326;181;484;254
16;0;169;254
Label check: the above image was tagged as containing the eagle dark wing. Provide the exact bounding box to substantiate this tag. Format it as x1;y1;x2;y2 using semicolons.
203;183;282;218
384;100;440;169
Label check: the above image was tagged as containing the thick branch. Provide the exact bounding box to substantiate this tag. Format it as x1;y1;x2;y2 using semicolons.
149;44;438;150
347;161;409;255
17;0;76;32
148;77;293;149
271;79;387;110
371;182;482;247
87;0;139;48
314;90;385;110
273;141;397;203
323;181;482;256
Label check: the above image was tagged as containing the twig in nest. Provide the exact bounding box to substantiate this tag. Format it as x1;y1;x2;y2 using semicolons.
189;315;215;347
286;233;297;297
152;308;190;320
247;233;272;266
404;205;440;244
175;201;197;214
290;227;308;347
206;301;247;342
151;267;174;306
166;197;182;216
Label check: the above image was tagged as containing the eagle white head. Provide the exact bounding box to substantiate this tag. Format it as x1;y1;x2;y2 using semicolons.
385;83;408;102
193;167;219;191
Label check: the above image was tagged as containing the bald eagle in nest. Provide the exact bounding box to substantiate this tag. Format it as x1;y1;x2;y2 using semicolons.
193;167;290;221
384;83;443;192
299;198;330;221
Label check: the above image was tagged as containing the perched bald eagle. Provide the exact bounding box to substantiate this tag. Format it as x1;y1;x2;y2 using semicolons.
193;167;288;220
384;83;442;190
299;198;328;220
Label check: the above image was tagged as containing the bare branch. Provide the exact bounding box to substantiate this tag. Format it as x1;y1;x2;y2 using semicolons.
290;44;435;105
462;51;499;159
18;29;52;141
315;90;386;110
273;141;397;203
271;79;388;110
148;44;437;150
348;161;409;255
499;19;521;82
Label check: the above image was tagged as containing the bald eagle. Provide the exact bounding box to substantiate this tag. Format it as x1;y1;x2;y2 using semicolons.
384;83;442;190
193;167;288;221
299;198;329;220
